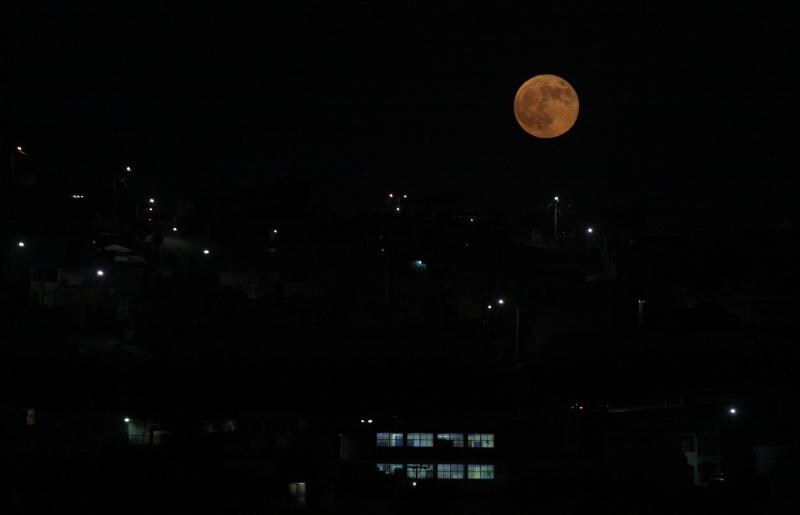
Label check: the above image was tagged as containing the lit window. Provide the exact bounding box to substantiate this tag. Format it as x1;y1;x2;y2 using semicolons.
467;464;494;479
407;464;434;479
467;433;495;448
376;432;404;447
437;464;464;479
436;433;464;447
407;433;434;447
376;463;404;476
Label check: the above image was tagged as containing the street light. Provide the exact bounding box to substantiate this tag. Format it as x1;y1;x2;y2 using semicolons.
114;166;131;206
10;146;30;184
586;225;614;280
96;269;105;277
637;299;646;327
172;227;178;232
124;417;130;423
202;249;210;255
17;241;25;248
553;196;560;241
148;198;155;204
729;408;737;415
492;298;521;366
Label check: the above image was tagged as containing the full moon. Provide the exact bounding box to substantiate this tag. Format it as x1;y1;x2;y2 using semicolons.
513;74;579;138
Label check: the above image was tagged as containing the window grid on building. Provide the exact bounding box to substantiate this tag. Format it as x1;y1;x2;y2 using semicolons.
436;433;464;447
467;433;495;448
407;464;434;479
376;432;404;447
437;464;465;479
376;463;404;476
407;433;434;447
467;464;495;479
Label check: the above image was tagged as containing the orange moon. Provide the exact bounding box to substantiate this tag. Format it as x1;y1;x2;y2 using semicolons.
513;74;579;138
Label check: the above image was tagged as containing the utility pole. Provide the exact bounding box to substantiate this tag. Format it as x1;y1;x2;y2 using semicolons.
514;305;521;366
384;257;389;308
553;196;559;241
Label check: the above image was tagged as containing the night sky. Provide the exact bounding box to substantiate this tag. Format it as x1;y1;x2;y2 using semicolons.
5;2;800;226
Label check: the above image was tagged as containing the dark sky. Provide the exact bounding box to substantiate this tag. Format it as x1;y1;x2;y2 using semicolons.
5;2;800;225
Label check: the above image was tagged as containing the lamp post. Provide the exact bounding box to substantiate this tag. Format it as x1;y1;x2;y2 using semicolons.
553;196;559;241
10;146;29;184
114;165;132;206
587;226;614;280
490;298;522;366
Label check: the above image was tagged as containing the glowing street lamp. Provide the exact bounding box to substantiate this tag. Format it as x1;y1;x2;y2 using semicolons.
729;408;737;415
114;165;132;205
202;249;210;255
148;198;155;204
124;417;131;423
10;145;30;183
493;297;522;366
553;196;560;240
587;227;594;234
172;227;178;232
17;241;25;248
637;299;646;327
96;269;105;277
